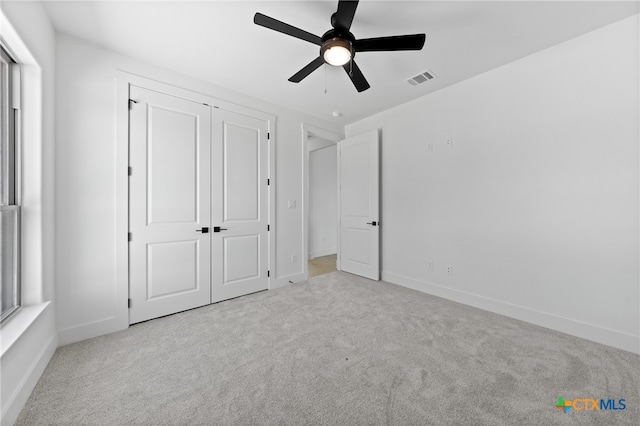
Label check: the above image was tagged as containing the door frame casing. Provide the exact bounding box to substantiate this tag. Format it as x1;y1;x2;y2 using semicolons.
116;71;276;327
301;124;343;279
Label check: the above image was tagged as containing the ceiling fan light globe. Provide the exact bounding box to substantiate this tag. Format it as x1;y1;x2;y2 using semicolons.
324;45;351;66
320;38;353;66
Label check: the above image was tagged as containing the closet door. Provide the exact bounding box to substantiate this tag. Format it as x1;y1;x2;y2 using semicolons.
129;86;211;324
211;109;269;302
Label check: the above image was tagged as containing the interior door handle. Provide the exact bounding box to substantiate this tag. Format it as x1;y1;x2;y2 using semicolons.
366;221;378;226
196;227;209;233
213;226;228;233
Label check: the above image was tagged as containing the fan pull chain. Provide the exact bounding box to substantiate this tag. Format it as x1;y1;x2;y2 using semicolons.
349;58;353;77
324;64;327;94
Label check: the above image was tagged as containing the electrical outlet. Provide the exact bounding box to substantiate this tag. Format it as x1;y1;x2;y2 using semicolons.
446;137;453;148
427;261;434;271
427;143;434;151
287;200;296;209
446;265;453;275
291;254;297;263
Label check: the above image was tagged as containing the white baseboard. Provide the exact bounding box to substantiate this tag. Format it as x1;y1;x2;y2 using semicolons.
57;316;128;347
382;271;640;355
1;332;57;425
308;248;337;259
272;272;306;290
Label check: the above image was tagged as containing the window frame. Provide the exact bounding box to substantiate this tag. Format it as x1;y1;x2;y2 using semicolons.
1;42;21;323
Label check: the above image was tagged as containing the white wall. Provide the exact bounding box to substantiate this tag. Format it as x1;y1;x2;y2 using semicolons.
309;144;337;259
54;33;341;345
346;15;640;354
0;2;57;424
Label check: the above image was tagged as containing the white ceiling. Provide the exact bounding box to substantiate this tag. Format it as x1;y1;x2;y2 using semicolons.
40;1;639;125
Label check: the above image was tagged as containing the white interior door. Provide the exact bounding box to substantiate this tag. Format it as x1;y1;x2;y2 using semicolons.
211;109;269;302
129;86;211;324
338;129;380;280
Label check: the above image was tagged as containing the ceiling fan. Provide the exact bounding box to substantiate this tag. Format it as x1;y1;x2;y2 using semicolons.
254;0;426;92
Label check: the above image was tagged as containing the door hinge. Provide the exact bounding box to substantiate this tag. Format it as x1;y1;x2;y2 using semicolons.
128;166;132;176
128;298;131;308
267;132;270;140
267;224;270;231
267;270;270;277
128;232;132;242
128;99;137;110
267;178;270;186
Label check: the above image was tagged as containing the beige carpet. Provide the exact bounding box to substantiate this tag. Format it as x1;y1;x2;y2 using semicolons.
16;272;640;425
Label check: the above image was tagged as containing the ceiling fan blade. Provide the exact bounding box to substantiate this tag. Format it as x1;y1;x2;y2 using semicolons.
343;60;370;92
254;13;322;46
354;34;426;52
334;0;359;31
289;57;325;83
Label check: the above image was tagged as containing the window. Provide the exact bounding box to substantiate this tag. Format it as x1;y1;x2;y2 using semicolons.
1;44;20;322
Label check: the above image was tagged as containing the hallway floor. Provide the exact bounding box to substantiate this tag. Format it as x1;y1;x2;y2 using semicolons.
308;254;337;278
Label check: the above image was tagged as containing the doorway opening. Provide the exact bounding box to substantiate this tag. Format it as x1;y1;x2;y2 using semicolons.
302;124;342;279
